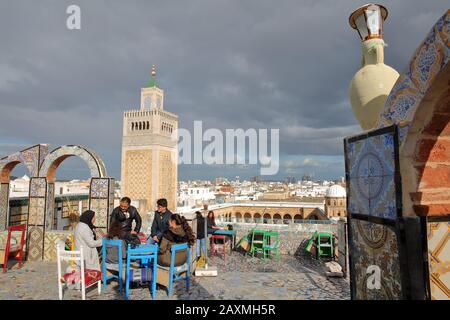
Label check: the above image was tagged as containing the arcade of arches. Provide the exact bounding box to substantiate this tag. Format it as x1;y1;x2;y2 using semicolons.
213;205;328;224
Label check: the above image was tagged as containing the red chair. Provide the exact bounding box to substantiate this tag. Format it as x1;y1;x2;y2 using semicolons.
0;224;26;273
211;235;228;262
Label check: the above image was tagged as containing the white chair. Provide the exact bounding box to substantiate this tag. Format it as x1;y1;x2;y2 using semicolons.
56;244;102;300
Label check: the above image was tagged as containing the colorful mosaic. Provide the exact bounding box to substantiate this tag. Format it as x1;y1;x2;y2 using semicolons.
39;145;107;179
28;197;46;226
427;221;450;300
378;10;450;144
89;198;109;229
30;178;47;197
90;178;109;199
27;226;44;261
0;144;48;178
45;183;55;231
44;230;73;262
345;128;399;220
349;219;402;299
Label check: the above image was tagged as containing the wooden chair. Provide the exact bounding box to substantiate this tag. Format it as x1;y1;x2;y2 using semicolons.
57;245;102;300
0;224;26;273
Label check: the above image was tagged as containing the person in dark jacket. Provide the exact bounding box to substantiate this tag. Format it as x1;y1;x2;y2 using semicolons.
110;197;142;235
195;211;207;258
158;214;195;267
149;198;172;244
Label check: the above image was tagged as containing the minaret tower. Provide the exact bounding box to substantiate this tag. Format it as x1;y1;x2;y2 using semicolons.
121;66;178;214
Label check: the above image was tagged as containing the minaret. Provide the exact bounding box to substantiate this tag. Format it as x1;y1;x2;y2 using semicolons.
121;66;178;216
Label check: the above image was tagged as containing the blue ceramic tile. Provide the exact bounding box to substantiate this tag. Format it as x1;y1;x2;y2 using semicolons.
347;140;370;179
368;175;397;220
367;133;395;177
348;177;370;216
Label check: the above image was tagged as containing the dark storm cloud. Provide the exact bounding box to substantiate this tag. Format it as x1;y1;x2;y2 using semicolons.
0;0;448;180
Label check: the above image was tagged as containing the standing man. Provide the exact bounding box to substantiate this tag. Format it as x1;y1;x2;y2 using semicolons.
110;197;142;235
149;198;172;244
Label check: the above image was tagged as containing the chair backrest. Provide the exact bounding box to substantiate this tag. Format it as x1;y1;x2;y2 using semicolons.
251;229;265;241
264;231;279;246
102;238;124;260
170;243;190;269
6;224;26;250
127;243;158;260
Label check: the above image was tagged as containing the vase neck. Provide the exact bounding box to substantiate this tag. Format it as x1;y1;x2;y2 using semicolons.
361;39;385;66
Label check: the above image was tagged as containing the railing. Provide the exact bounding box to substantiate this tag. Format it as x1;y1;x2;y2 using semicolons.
217;219;337;234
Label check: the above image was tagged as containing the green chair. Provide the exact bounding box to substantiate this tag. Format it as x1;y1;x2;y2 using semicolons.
249;229;266;257
263;231;279;261
316;232;333;259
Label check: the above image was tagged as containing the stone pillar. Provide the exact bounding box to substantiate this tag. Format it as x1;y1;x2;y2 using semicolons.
27;177;47;261
89;177;115;237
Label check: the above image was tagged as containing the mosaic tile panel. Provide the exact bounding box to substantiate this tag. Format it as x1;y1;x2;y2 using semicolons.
44;230;73;262
90;178;109;199
30;178;46;198
0;184;9;231
350;219;402;299
45;183;55;231
427;221;450;300
28;198;45;226
348;177;370;216
378;10;450;146
89;198;109;229
345;129;399;220
19;145;41;177
27;226;44;261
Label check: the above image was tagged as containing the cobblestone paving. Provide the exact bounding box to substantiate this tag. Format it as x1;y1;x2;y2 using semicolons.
0;253;350;300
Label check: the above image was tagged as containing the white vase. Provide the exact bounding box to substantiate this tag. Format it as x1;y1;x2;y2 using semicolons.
349;39;399;130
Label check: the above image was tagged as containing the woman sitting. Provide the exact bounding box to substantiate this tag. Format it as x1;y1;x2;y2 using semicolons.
158;214;195;267
74;210;103;271
207;210;221;235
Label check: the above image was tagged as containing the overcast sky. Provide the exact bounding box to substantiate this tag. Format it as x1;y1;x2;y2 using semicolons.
0;0;448;181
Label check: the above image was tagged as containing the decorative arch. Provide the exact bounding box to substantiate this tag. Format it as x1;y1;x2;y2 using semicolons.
0;144;48;230
263;213;271;223
375;11;450;218
243;212;252;223
346;11;450;300
253;212;262;223
294;214;302;222
29;145;112;261
39;145;107;182
235;212;242;222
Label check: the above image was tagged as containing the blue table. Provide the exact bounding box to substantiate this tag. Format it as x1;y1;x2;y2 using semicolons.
213;229;237;251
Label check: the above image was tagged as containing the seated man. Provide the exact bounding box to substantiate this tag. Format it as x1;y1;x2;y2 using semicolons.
110;197;142;238
148;198;172;245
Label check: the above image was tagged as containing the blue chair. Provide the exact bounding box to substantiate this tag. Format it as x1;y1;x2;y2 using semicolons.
102;238;124;293
125;243;158;300
158;242;191;297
